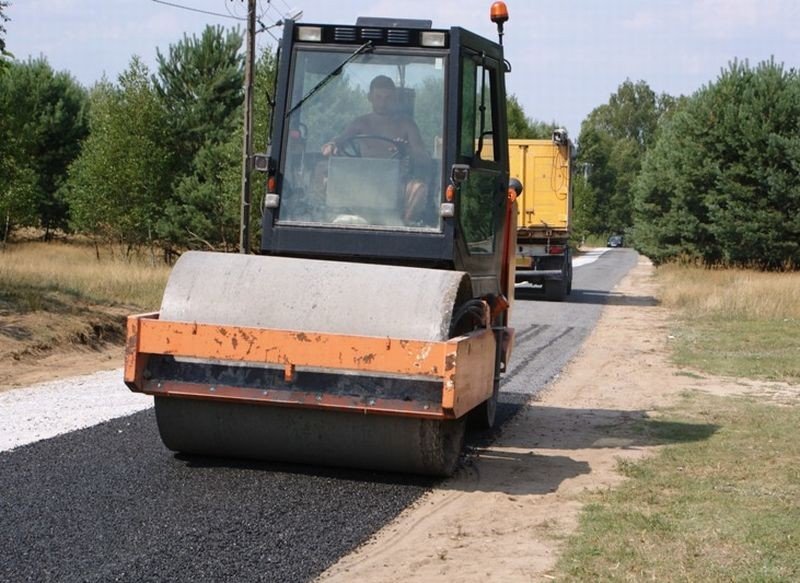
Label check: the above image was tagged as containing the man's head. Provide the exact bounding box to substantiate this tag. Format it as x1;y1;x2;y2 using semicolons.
368;75;397;116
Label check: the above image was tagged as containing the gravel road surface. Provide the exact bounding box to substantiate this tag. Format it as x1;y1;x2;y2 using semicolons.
0;248;638;583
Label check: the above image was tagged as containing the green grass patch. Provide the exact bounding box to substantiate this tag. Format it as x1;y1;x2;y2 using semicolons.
579;233;613;248
556;392;800;581
671;319;800;383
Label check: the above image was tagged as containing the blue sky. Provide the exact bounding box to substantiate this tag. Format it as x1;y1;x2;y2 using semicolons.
5;0;799;137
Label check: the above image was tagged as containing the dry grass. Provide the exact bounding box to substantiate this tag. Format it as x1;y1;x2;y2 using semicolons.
0;241;170;311
0;241;171;364
656;264;800;382
555;263;800;581
657;264;800;321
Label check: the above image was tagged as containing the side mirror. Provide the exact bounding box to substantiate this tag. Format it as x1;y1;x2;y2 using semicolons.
253;154;271;173
509;177;523;196
450;164;470;185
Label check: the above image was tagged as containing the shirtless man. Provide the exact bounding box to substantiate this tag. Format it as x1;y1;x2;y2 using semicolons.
322;75;430;223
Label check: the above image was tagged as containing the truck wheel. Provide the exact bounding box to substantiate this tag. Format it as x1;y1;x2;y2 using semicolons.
565;250;573;295
544;279;567;301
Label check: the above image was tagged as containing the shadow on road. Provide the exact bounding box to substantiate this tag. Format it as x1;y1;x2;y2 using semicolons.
174;452;439;487
515;287;658;307
171;391;716;497
449;398;717;495
569;288;659;306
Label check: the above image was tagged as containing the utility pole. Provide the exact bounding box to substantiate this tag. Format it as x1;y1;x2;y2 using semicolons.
239;0;256;254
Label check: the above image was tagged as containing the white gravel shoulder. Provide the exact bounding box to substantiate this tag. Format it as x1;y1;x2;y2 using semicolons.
572;247;609;267
0;369;153;453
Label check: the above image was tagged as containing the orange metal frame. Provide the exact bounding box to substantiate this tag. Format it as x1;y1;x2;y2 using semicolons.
124;313;500;420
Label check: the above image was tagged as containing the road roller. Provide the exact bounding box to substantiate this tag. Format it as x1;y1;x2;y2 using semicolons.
125;5;519;476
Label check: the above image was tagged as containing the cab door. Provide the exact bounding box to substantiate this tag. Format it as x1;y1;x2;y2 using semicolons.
447;28;509;298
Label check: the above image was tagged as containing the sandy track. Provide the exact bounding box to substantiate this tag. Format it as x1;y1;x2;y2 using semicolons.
318;255;798;582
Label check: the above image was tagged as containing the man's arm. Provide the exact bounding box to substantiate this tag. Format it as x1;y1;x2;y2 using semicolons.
322;116;369;156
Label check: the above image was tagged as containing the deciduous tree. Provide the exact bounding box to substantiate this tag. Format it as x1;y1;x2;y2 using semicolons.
0;1;10;75
66;58;171;248
576;79;673;238
507;95;557;139
0;58;88;238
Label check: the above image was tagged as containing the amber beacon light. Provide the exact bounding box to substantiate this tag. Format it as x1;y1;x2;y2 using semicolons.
490;1;509;45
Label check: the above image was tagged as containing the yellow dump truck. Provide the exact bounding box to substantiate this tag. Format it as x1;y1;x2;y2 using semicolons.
510;130;573;300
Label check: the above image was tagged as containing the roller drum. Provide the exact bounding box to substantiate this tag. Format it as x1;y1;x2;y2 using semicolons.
155;397;466;476
159;251;470;341
153;251;473;476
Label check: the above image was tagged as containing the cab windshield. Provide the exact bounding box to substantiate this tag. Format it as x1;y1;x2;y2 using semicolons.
278;47;446;231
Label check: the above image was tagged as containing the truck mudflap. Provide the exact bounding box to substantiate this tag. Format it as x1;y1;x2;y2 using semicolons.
125;312;508;421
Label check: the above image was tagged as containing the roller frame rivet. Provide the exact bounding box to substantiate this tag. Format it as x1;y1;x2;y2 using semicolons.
423;404;430;410
367;399;376;406
316;394;323;401
209;386;216;392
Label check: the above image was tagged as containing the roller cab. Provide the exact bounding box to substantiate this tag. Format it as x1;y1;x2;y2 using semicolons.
126;10;518;476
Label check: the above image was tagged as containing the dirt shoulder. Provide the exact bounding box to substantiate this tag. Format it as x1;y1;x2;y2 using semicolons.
318;255;787;582
0;343;123;391
0;306;125;392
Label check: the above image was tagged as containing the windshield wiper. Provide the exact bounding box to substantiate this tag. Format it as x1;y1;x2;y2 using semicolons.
285;41;373;119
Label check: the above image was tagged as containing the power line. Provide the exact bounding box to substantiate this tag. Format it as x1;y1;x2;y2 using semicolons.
151;0;297;47
150;0;245;21
275;0;294;15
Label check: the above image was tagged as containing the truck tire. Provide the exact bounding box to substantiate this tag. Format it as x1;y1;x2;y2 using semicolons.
544;278;567;301
566;259;573;295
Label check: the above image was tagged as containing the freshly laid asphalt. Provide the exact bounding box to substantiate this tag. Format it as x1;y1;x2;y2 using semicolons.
0;248;639;583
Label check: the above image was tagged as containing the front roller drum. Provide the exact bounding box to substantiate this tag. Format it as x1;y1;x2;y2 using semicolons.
155;397;466;477
136;251;488;476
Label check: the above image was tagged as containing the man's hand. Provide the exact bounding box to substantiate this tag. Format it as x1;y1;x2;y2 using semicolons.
389;137;409;157
321;141;337;156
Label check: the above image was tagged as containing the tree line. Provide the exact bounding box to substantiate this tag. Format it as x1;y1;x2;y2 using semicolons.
0;24;275;255
2;6;798;269
575;61;800;269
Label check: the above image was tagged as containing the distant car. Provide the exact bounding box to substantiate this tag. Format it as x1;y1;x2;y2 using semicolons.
607;235;624;248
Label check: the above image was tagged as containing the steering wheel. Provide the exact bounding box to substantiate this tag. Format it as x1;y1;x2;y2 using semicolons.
337;134;407;159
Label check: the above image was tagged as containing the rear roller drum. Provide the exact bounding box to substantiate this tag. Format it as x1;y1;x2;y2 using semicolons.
155;397;466;477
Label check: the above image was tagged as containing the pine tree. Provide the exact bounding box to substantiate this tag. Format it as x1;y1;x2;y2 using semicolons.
153;25;245;178
633;59;800;268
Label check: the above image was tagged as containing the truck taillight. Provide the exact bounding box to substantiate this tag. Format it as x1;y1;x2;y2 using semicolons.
549;245;564;255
